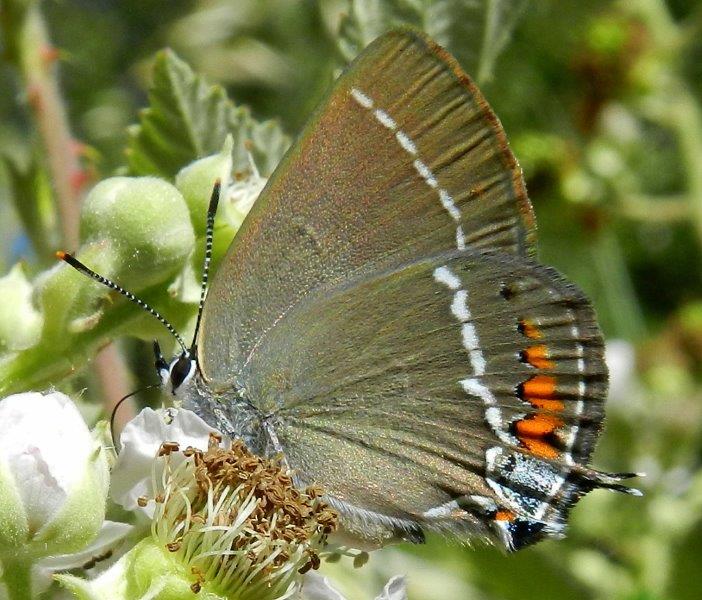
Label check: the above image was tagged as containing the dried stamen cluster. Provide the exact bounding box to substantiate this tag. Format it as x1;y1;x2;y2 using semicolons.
147;434;338;599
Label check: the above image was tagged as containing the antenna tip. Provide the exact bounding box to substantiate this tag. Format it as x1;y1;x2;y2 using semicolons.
55;250;67;260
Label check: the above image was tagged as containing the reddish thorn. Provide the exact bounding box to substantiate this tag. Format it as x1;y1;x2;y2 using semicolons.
70;139;88;157
40;45;60;65
70;169;91;193
27;85;42;110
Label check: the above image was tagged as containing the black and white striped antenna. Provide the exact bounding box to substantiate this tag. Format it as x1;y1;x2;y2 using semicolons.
55;178;223;357
56;250;189;354
190;179;220;353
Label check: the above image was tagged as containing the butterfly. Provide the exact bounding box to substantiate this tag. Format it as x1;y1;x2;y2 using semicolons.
61;29;639;551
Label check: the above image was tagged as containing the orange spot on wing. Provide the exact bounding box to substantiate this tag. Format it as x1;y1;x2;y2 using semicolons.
522;438;560;460
494;509;516;521
514;414;564;459
521;375;557;398
515;414;563;437
528;398;565;412
518;375;564;411
522;345;556;370
518;319;542;339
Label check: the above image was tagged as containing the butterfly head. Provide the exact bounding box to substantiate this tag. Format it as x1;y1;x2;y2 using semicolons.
154;341;197;396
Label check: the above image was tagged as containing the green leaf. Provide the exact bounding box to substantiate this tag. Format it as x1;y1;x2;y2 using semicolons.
337;0;529;84
126;49;290;179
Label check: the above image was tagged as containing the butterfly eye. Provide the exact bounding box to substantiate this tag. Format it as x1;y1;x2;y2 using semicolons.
170;354;195;391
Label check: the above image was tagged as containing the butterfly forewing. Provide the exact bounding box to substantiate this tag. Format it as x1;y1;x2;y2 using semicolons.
200;30;535;388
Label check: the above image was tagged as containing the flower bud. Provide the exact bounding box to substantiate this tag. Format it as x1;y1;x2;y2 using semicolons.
0;391;109;559
80;177;195;290
175;136;233;234
0;264;42;353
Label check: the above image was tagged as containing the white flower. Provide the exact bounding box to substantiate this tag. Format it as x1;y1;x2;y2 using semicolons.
104;407;405;600
110;407;220;514
0;391;129;599
303;572;407;600
0;391;109;558
67;423;339;599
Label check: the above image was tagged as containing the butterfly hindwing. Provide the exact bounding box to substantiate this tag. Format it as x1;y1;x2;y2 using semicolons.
240;249;607;549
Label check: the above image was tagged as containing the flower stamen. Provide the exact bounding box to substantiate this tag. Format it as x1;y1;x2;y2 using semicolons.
146;436;338;599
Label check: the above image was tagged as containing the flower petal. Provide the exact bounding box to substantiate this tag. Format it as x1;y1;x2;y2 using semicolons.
302;572;347;600
33;521;132;595
110;408;220;512
375;575;407;600
0;392;95;533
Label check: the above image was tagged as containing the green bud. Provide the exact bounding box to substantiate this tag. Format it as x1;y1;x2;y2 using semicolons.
0;264;42;354
80;177;195;290
0;392;109;559
176;135;233;234
37;241;119;345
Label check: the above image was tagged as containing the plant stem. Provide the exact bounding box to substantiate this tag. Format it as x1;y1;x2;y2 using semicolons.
1;557;33;600
15;1;82;249
618;194;689;222
476;0;529;85
477;0;500;84
94;343;137;431
671;86;702;248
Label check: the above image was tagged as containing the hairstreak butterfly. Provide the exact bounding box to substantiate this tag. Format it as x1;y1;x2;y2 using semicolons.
60;29;640;551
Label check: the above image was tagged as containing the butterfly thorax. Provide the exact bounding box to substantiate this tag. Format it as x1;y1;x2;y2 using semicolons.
176;368;271;456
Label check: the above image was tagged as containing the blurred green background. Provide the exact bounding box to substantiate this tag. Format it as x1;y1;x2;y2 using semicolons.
1;1;701;599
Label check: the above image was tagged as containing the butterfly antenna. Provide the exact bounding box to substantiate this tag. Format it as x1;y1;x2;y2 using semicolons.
110;384;159;452
190;179;221;354
55;251;188;354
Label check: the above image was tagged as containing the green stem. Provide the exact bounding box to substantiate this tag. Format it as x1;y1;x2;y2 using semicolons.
617;194;690;222
591;228;647;341
671;86;702;248
477;0;500;84
476;0;529;85
15;1;82;250
1;557;33;600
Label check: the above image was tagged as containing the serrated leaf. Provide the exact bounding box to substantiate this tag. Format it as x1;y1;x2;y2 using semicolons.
126;49;290;178
337;0;529;84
